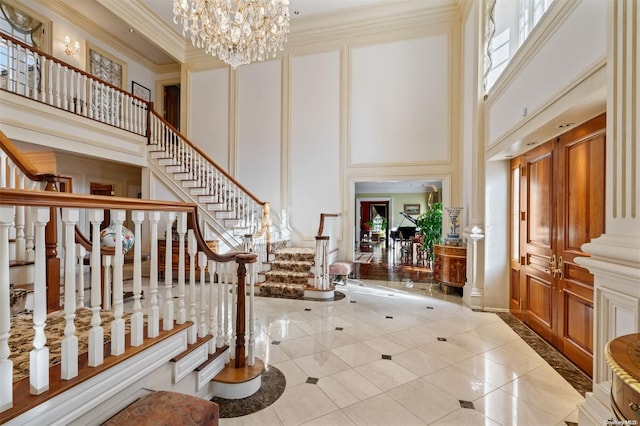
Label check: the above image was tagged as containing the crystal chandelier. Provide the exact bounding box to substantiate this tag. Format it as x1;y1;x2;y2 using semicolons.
173;0;290;69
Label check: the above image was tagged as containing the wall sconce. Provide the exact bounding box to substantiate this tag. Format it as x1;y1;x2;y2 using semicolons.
64;36;80;57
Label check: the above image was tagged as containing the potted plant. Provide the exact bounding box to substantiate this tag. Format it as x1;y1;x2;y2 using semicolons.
416;202;443;263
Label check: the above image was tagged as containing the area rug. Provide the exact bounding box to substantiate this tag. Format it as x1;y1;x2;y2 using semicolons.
211;366;285;418
9;308;130;383
354;252;374;263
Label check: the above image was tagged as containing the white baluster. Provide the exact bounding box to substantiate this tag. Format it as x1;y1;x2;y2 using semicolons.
187;230;197;344
30;52;38;99
62;67;68;110
163;212;176;330
76;244;86;307
148;211;160;338
211;259;224;349
47;59;53;105
88;210;104;367
0;206;14;410
224;263;231;351
102;255;112;311
110;209;125;356
54;62;61;108
39;56;47;102
176;212;187;324
0;151;7;188
14;173;25;261
61;208;79;380
199;253;208;340
81;75;88;116
30;207;49;394
130;211;145;346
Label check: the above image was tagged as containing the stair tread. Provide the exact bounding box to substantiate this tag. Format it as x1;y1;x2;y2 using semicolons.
195;345;229;371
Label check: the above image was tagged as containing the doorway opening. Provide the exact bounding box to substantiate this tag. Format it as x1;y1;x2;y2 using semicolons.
163;84;181;131
90;182;114;230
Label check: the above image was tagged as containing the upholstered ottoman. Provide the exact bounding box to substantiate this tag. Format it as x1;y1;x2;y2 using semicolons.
103;391;219;425
329;261;354;285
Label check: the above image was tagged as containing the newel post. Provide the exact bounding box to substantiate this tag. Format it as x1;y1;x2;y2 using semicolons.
44;179;61;313
233;253;256;368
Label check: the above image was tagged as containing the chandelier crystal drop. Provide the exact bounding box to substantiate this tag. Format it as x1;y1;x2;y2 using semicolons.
173;0;290;69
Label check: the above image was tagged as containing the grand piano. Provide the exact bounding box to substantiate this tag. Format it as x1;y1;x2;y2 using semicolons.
390;211;418;241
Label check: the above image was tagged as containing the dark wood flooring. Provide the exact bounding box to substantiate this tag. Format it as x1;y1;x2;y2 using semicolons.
353;240;434;284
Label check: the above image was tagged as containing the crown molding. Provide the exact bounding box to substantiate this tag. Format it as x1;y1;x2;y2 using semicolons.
155;62;181;75
35;0;168;70
97;0;186;64
287;0;459;49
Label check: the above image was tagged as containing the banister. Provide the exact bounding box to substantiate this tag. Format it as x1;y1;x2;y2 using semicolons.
148;110;267;207
0;33;150;104
0;188;257;264
317;213;340;236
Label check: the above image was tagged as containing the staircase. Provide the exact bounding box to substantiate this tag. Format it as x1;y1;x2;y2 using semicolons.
258;247;315;299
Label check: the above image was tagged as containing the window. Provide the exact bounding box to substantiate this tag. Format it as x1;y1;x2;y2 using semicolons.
86;43;127;123
484;0;555;93
0;0;50;95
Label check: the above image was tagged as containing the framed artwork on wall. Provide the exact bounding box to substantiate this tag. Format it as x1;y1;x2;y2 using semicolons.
404;204;420;215
132;81;150;102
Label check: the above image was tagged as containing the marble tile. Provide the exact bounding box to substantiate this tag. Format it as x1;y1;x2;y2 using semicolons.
391;327;438;348
267;322;309;341
271;383;339;426
311;329;360;349
454;355;520;387
417;340;476;364
392;348;449;377
219;406;283;425
423;365;496;402
474;388;563;426
342;393;426;426
294;350;352;378
362;334;409;355
316;369;383;408
279;335;327;359
430;407;501;426
354;359;418;391
300;410;356;426
274;359;310;387
386;377;460;423
331;342;382;367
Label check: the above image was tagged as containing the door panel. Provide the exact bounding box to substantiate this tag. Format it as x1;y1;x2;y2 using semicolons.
519;142;556;343
510;113;605;377
555;115;605;376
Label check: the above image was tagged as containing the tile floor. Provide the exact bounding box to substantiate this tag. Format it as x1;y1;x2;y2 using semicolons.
220;279;583;425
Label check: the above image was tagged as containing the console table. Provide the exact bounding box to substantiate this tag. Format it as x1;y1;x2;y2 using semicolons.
606;333;640;422
432;244;467;294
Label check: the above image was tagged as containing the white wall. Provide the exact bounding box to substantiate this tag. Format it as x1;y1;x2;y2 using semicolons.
350;35;450;165
290;51;341;241
187;68;230;170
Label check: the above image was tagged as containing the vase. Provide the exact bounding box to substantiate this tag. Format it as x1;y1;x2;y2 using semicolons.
100;221;135;254
444;207;463;246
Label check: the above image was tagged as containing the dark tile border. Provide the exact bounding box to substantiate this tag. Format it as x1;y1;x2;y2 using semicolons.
495;312;592;396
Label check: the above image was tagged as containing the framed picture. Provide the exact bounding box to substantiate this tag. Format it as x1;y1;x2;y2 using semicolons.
132;81;150;102
403;204;420;215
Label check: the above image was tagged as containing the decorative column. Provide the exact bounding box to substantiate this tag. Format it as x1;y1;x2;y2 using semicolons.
577;1;640;424
463;226;485;310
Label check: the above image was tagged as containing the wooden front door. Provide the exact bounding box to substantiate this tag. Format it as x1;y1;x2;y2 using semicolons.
511;114;605;376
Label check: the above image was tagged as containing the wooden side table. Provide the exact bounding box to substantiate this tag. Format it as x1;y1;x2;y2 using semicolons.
432;244;467;294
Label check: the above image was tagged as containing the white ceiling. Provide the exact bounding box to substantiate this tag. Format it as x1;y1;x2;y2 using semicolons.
61;0;400;65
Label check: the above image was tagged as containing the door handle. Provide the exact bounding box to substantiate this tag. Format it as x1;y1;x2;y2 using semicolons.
557;256;563;280
549;254;557;277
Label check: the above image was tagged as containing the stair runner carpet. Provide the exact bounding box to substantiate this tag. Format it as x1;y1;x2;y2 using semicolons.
259;247;315;299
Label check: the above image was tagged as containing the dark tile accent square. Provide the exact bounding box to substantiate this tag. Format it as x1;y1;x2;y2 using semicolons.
350;300;357;303
426;306;434;310
564;422;578;426
388;294;394;297
335;327;344;331
437;337;447;342
271;341;281;345
459;400;474;409
382;354;392;360
304;308;311;311
306;377;319;384
385;316;393;319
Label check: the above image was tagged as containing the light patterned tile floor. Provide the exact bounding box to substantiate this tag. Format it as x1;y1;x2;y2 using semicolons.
218;279;584;425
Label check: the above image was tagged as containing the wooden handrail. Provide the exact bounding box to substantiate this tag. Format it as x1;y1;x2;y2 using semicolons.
148;110;266;207
317;213;339;237
0;188;256;264
0;33;150;104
